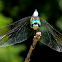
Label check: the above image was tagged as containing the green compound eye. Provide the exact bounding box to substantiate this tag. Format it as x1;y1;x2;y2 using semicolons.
30;20;41;27
36;20;41;27
30;20;36;27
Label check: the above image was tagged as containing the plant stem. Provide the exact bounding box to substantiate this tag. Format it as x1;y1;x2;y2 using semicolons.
24;32;41;62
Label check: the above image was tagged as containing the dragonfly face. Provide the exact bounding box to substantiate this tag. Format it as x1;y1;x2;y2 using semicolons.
30;16;41;30
30;9;41;30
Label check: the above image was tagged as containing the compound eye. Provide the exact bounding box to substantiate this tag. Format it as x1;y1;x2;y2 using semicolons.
37;21;39;23
36;20;41;27
30;20;36;27
36;20;39;23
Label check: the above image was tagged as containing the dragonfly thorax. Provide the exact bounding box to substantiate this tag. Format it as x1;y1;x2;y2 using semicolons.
30;17;41;30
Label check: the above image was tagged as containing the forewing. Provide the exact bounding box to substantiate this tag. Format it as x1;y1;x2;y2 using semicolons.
0;16;34;47
39;18;62;52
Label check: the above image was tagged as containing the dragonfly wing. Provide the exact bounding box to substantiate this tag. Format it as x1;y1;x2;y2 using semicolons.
39;18;62;52
0;16;34;47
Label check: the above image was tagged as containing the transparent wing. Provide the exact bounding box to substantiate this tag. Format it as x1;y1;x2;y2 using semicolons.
39;18;62;52
0;16;34;47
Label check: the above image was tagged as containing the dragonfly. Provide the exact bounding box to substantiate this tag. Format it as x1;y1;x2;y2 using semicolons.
0;9;62;52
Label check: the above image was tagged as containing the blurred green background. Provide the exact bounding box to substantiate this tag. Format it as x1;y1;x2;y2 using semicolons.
0;0;62;62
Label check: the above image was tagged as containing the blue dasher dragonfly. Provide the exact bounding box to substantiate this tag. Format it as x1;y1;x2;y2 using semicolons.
0;9;62;52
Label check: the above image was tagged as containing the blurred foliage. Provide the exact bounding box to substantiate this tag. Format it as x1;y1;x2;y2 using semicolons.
0;44;26;62
58;0;62;10
0;0;62;62
0;14;12;28
56;16;62;31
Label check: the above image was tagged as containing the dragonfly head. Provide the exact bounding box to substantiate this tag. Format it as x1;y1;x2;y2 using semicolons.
30;17;41;30
30;9;41;30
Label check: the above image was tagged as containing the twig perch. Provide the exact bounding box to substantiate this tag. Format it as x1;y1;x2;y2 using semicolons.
24;32;41;62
